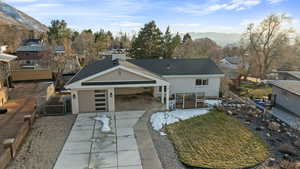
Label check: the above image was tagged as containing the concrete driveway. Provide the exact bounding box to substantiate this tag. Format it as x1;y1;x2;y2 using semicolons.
54;111;145;169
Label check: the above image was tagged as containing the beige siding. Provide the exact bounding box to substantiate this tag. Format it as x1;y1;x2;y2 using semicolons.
78;90;95;113
88;68;151;82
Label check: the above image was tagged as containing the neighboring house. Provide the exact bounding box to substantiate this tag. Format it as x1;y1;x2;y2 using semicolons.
219;56;247;88
14;39;65;70
65;57;224;114
0;46;17;106
219;56;243;70
277;71;300;81
270;80;300;116
269;80;300;129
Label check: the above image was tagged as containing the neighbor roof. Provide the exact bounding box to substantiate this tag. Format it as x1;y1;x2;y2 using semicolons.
67;57;223;85
16;44;50;52
0;53;17;62
270;80;300;96
279;71;300;80
224;56;242;65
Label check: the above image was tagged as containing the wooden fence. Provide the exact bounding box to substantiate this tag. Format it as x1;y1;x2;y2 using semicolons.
11;69;52;81
0;111;37;169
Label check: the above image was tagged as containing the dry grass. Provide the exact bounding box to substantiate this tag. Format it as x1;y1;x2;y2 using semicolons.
166;110;269;169
239;83;272;98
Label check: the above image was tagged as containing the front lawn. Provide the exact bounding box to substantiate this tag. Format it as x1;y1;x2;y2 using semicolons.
166;110;269;169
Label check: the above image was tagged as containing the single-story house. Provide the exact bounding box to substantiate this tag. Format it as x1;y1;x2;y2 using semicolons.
270;80;300;117
14;38;65;70
277;71;300;81
65;57;224;114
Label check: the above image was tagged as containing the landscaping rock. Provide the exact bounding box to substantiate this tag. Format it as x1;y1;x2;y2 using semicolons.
227;110;233;115
267;158;276;166
293;138;300;147
256;126;265;131
278;143;297;156
268;121;281;131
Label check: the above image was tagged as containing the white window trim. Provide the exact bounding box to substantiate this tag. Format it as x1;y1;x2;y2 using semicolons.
195;78;209;87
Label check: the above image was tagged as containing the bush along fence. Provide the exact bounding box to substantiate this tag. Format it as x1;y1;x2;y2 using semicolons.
0;110;37;169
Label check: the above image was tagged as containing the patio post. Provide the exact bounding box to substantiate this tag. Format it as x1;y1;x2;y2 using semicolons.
161;85;165;104
166;85;170;110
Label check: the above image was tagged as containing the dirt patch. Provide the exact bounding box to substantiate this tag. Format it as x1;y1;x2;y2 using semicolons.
6;115;76;169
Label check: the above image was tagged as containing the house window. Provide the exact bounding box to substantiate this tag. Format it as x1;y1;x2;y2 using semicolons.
159;86;167;92
195;79;209;86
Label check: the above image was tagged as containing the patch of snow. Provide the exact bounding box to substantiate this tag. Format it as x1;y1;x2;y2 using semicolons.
205;99;222;106
94;115;111;132
150;108;209;135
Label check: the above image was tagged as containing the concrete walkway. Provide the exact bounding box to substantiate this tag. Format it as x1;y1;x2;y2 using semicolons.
53;111;145;169
134;112;164;169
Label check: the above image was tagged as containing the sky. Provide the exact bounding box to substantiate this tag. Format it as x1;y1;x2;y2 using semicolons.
2;0;300;34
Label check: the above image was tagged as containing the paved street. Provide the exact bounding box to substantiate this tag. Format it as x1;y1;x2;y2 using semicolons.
54;111;145;169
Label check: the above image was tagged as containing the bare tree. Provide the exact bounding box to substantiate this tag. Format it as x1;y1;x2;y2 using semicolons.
243;14;294;79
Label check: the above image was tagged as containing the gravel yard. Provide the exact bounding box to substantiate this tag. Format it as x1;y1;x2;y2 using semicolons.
149;111;186;169
6;114;76;169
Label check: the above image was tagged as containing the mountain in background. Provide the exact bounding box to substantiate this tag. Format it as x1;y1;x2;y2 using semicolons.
0;1;47;32
181;32;242;47
0;1;48;51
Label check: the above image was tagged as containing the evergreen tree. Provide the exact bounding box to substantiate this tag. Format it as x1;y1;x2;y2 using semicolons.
183;33;192;43
130;21;164;58
163;26;173;58
47;20;72;45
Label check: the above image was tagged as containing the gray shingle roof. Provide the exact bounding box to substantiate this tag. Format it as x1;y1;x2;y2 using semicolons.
128;58;223;76
0;53;17;62
285;71;300;80
16;44;50;52
67;58;119;85
270;80;300;96
67;58;223;85
224;56;242;65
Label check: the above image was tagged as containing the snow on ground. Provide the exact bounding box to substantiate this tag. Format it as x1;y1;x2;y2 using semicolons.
151;99;221;135
204;99;222;106
94;115;111;132
151;109;210;135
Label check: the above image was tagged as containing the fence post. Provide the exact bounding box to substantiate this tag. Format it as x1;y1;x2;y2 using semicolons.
24;115;32;127
3;138;16;159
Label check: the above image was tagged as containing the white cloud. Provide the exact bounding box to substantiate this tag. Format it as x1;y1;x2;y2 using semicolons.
170;23;239;33
267;0;286;4
3;0;39;2
175;0;261;15
117;21;143;27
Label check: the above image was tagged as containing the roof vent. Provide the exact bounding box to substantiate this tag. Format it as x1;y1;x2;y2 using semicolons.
112;54;126;61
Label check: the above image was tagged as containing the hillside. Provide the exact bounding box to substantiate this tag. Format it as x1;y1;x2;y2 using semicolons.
181;32;241;47
0;1;47;32
0;1;48;51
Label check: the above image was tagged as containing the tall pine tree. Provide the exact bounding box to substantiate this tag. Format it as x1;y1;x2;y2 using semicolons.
130;21;164;58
